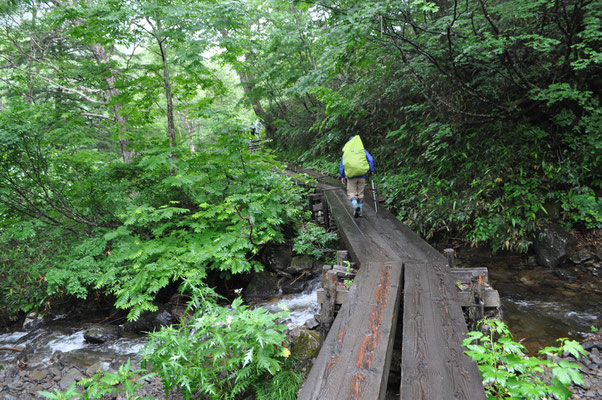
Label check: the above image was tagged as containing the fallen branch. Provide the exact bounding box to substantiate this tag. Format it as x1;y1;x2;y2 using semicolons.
0;347;23;352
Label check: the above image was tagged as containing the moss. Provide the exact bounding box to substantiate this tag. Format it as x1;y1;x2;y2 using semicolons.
290;328;321;360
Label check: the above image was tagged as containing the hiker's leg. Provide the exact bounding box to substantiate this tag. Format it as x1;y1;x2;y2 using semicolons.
347;178;361;202
356;178;366;202
346;178;355;201
357;178;366;217
347;178;361;217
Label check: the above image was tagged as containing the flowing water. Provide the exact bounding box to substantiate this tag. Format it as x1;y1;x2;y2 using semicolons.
0;315;147;368
254;276;321;329
2;256;598;378
458;248;601;354
0;279;322;372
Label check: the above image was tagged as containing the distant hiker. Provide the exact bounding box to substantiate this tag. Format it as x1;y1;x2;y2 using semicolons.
340;135;374;218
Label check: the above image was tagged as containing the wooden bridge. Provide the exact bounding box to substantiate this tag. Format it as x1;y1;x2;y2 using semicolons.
294;170;489;400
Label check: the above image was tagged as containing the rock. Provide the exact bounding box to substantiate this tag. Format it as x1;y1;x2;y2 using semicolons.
281;279;306;294
153;309;176;328
287;328;321;361
582;340;602;351
262;245;292;273
48;367;61;378
243;271;281;302
570;248;594;265
28;369;49;382
83;324;121;344
554;268;578;282
519;276;535;286
22;312;44;331
58;367;83;391
85;362;105;377
123;308;176;333
304;317;319;330
286;255;315;274
533;224;577;268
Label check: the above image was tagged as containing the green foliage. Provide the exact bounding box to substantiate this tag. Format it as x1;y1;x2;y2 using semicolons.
293;220;338;259
254;359;304;400
39;359;155;400
258;0;601;251
463;318;586;400
343;260;354;289
141;286;292;400
42;133;306;320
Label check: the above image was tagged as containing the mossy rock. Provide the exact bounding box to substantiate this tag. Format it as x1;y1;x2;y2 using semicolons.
288;327;321;361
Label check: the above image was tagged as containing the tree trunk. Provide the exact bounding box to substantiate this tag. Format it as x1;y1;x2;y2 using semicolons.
90;44;134;162
154;5;177;148
177;111;197;152
238;62;275;139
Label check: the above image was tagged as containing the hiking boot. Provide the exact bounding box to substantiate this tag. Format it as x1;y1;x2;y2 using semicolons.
354;206;361;218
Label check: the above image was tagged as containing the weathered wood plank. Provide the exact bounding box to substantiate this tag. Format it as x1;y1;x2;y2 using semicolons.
299;262;403;400
449;267;489;284
401;262;485;400
455;289;501;308
323;189;405;265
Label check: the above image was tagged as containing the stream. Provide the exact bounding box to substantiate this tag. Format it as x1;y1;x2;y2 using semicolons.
1;255;599;398
457;248;601;355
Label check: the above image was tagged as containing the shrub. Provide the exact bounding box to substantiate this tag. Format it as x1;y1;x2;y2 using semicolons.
463;318;586;400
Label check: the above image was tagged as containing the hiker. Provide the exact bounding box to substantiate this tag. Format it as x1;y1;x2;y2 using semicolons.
339;135;374;218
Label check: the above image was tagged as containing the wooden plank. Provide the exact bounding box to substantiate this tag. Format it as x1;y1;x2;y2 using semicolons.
449;267;489;284
323;189;404;265
299;262;403;400
456;289;501;308
401;263;485;400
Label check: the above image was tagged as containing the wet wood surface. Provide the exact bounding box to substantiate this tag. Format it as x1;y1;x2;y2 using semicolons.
299;261;403;400
401;262;485;400
294;169;484;400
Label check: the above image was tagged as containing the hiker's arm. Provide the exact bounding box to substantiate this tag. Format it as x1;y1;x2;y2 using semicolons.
364;150;375;173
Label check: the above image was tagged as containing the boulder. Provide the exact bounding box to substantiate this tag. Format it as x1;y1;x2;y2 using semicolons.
123;308;176;333
22;312;44;331
243;271;281;302
287;327;321;361
280;279;306;295
285;255;315;275
83;324;121;344
533;224;577;268
262;245;292;273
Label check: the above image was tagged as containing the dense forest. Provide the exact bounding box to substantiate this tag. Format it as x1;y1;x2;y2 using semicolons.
0;0;600;398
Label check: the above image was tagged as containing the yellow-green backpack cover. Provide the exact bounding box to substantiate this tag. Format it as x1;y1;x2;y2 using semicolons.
342;135;369;177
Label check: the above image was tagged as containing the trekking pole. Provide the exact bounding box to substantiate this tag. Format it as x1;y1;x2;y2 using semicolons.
371;177;378;214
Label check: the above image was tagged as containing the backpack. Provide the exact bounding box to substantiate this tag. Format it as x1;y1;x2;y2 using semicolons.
342;135;369;177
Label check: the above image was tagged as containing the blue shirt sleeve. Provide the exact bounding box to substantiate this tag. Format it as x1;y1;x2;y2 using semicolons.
339;156;345;178
364;150;374;172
